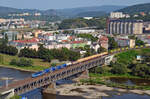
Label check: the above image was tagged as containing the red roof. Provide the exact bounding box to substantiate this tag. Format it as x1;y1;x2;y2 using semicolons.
147;36;150;39
100;36;108;41
45;33;53;36
118;38;129;40
68;36;73;40
71;41;84;44
14;38;38;43
62;40;68;42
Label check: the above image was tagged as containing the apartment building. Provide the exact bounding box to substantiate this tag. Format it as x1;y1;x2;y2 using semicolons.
107;19;143;35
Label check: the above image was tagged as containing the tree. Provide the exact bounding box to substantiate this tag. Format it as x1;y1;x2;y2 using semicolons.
12;33;15;41
10;59;17;65
135;38;145;46
63;30;70;34
0;55;4;64
19;47;37;58
95;67;108;74
128;35;136;39
84;51;92;57
21;34;24;40
77;34;98;42
132;64;150;78
111;62;128;74
17;58;33;67
69;51;80;61
15;35;17;40
0;44;18;56
43;54;53;62
37;45;49;59
108;37;118;50
97;47;106;53
4;33;8;44
51;63;57;67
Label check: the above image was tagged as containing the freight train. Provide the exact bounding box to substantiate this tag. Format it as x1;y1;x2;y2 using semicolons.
31;52;108;78
31;63;71;78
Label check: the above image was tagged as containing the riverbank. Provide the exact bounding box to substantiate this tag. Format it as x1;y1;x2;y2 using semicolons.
57;84;150;99
0;53;52;72
0;65;36;72
80;73;150;90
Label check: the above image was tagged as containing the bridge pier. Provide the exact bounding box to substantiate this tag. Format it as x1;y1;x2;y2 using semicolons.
0;89;15;99
42;82;56;95
74;70;89;81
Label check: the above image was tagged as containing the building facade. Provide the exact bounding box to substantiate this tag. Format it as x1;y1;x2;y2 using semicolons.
107;19;143;35
115;38;135;47
99;36;108;50
110;12;125;19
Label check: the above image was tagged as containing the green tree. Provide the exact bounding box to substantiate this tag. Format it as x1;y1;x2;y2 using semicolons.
132;64;150;78
15;35;17;40
10;59;17;65
19;47;37;58
69;51;80;61
51;63;57;67
43;54;53;62
4;33;8;44
77;34;98;42
21;34;24;40
0;44;18;56
111;62;128;74
16;58;33;67
37;45;49;59
97;47;106;53
108;37;118;50
94;67;108;74
135;38;145;46
0;55;4;64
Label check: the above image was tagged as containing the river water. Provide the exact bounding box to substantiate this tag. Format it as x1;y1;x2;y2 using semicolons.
0;67;32;86
106;77;150;86
0;67;150;99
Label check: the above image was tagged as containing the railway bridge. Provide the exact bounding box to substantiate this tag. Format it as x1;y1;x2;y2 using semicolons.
0;45;148;99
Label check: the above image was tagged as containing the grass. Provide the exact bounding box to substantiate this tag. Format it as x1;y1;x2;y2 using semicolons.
0;53;63;71
115;48;150;64
89;73;142;79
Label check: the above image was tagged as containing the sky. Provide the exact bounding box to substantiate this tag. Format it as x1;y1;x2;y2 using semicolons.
0;0;149;10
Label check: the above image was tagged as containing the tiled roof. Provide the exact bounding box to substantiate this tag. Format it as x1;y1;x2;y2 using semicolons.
13;38;38;43
71;41;84;44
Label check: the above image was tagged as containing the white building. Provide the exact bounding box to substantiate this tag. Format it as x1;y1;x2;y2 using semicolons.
44;34;56;41
74;29;95;34
83;17;93;20
110;12;130;19
44;43;71;49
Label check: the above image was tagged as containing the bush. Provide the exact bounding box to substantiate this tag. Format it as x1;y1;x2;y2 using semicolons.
10;59;17;65
111;62;128;74
10;58;33;67
17;58;33;66
132;64;150;78
10;95;21;99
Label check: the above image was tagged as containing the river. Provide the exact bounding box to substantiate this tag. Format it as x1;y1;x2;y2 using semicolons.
0;67;150;99
0;67;32;86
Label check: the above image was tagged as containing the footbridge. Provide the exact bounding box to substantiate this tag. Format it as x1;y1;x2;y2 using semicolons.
0;45;149;99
